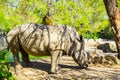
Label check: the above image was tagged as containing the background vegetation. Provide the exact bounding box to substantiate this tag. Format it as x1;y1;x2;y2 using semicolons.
1;0;119;39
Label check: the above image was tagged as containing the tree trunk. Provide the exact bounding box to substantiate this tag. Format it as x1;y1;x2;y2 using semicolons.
103;0;120;59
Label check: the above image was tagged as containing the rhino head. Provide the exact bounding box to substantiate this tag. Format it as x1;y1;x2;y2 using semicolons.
72;35;89;69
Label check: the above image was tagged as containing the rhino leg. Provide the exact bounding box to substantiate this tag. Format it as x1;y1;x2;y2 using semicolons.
20;47;30;67
11;48;22;74
50;50;62;74
10;48;20;65
56;51;62;70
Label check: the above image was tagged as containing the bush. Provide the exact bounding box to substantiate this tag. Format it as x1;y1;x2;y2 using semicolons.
0;0;111;39
0;50;16;80
0;63;16;80
97;26;113;39
0;50;7;60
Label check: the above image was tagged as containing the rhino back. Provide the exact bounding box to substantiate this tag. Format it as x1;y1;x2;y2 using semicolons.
19;24;50;56
19;24;73;55
49;25;70;50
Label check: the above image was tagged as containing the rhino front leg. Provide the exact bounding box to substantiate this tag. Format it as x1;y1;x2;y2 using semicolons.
56;51;63;71
50;50;62;74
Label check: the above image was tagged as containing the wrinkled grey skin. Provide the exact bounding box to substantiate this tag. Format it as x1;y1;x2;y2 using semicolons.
7;23;88;73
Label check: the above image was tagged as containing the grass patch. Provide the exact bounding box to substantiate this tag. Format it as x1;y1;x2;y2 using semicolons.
29;55;49;60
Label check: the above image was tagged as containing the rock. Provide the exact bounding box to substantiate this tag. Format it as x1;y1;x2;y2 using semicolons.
85;38;117;53
97;42;117;53
86;47;119;65
85;39;96;48
85;38;119;65
104;53;119;65
0;32;8;50
86;48;104;64
0;32;8;60
108;41;117;52
95;38;104;42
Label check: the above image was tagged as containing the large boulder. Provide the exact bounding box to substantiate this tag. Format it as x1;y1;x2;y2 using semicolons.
86;48;119;65
97;42;117;53
0;32;8;60
0;32;7;50
85;39;117;53
86;48;105;64
104;53;119;65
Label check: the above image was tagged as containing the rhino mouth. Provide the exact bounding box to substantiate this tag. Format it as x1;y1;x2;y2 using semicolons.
79;64;88;69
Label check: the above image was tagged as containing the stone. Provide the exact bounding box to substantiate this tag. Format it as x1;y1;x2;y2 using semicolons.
97;42;117;53
0;32;8;50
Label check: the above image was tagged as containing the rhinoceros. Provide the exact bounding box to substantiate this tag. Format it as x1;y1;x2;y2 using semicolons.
6;23;88;73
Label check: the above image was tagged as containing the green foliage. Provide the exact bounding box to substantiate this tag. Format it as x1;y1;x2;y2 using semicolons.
0;0;39;32
33;0;111;39
0;63;16;80
118;0;120;10
0;10;9;31
0;50;7;61
0;50;16;80
0;0;111;39
98;26;112;39
0;40;16;79
75;0;109;39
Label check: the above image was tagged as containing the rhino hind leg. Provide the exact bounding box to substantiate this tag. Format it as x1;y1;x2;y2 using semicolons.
20;47;30;67
50;50;63;74
10;48;22;74
11;49;20;65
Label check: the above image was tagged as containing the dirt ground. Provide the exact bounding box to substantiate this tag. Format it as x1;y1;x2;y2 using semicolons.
10;56;120;80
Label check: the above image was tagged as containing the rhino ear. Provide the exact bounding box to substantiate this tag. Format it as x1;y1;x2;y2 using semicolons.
77;35;83;42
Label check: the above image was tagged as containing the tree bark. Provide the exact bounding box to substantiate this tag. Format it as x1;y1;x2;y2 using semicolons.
103;0;120;59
